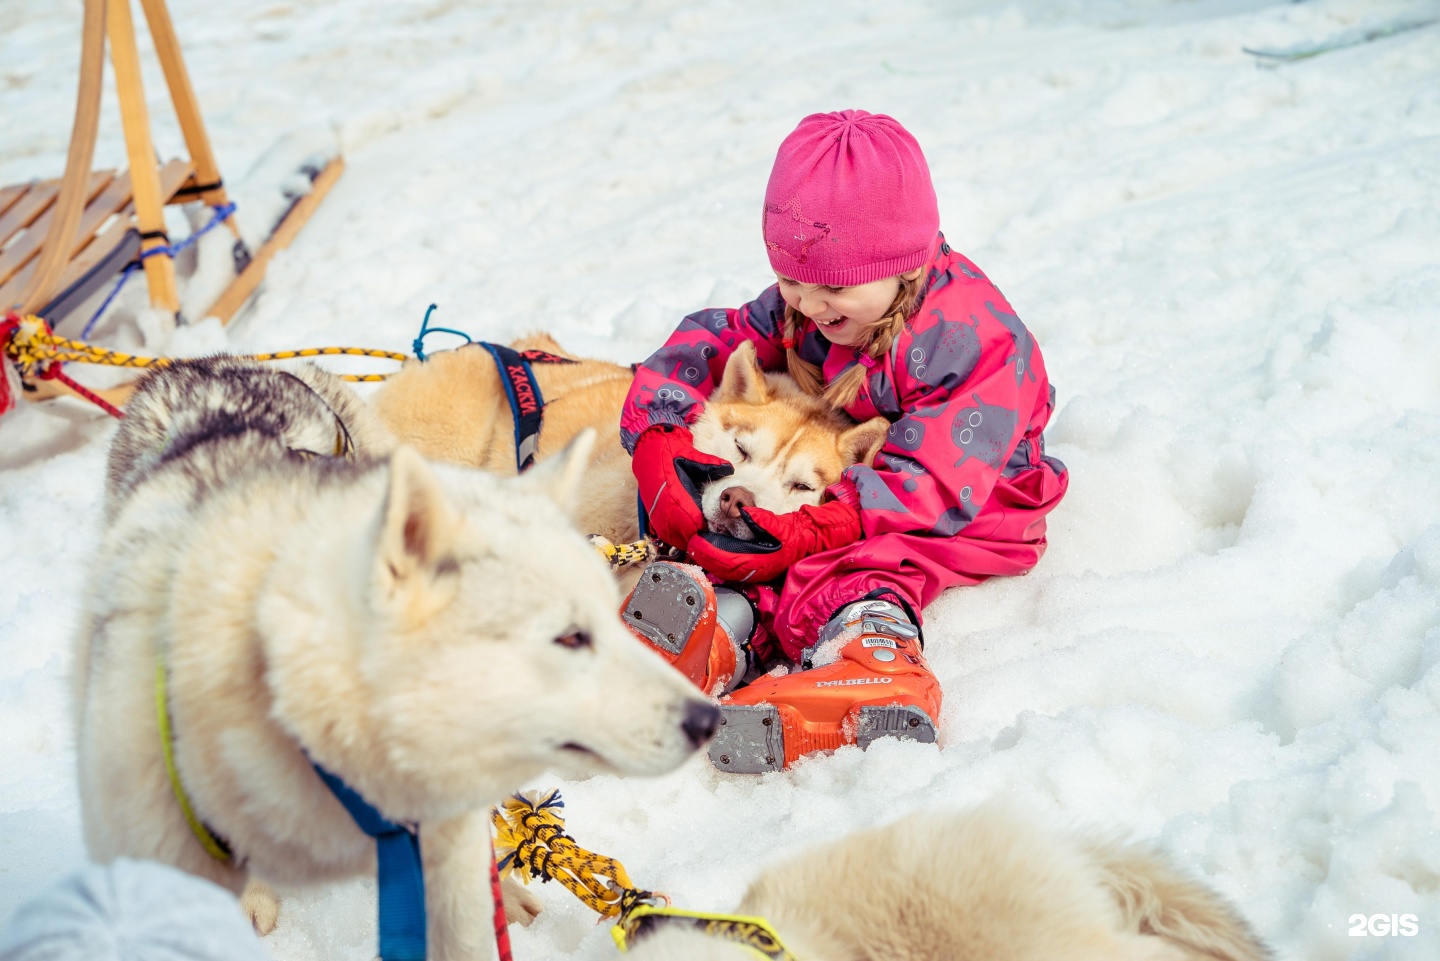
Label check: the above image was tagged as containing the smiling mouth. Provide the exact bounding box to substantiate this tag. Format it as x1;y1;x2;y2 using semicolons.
816;316;848;329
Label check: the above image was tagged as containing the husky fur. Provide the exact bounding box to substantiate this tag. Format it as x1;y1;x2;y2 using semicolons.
75;356;717;959
373;337;888;552
625;804;1271;961
686;341;887;540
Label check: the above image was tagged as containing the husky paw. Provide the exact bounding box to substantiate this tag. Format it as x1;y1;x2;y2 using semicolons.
241;878;281;935
501;876;543;927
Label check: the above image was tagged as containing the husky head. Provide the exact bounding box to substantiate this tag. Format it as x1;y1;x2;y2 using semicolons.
267;432;719;822
690;342;889;540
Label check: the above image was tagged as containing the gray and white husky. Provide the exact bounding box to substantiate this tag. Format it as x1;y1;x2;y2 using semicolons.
74;357;719;957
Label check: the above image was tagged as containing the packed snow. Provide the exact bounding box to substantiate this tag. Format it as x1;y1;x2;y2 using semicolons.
2;0;1438;958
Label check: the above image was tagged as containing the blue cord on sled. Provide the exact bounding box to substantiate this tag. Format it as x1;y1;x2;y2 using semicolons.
412;303;473;361
79;202;238;341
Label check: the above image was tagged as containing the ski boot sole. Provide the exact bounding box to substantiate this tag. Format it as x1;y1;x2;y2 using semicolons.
621;563;708;656
857;704;937;749
708;702;937;773
708;705;784;774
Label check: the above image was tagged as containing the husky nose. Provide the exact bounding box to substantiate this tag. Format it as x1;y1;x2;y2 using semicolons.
719;486;756;519
681;700;723;748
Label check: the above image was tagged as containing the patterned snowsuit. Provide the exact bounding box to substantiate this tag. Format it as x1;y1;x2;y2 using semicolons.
620;235;1069;662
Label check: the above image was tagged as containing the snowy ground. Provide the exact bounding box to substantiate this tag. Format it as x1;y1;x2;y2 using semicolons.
3;0;1439;957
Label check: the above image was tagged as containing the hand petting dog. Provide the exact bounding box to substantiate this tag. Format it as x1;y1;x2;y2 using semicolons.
632;424;735;548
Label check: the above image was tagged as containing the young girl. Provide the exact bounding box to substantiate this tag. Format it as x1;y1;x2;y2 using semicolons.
620;110;1068;772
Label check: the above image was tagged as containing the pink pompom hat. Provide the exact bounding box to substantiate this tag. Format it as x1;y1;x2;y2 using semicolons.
762;109;939;287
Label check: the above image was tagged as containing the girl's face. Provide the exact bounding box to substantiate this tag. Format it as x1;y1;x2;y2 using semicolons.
774;273;903;347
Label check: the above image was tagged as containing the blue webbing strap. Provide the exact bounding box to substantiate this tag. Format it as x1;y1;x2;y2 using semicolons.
313;764;427;961
479;342;545;473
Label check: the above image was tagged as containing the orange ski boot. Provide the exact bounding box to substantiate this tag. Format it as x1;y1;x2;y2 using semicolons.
620;562;752;697
708;599;940;774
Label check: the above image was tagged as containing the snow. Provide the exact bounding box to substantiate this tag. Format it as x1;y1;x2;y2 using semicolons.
3;0;1439;958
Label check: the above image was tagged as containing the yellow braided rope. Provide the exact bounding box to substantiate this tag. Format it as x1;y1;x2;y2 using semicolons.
492;790;662;920
3;314;406;382
588;535;654;571
9;317;660;570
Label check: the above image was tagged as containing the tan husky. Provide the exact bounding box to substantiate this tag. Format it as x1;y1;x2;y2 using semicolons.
622;803;1271;961
372;337;889;555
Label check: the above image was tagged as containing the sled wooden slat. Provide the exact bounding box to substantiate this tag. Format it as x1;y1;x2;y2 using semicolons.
0;162;193;315
0;171;116;287
0;183;30;220
0;174;129;312
206;155;344;324
0;183;63;251
61;158;193;292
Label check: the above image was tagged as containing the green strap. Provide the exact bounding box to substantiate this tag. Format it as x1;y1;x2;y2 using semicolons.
155;655;232;863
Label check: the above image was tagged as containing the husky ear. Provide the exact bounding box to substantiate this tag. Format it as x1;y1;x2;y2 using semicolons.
714;341;769;405
520;428;596;514
378;445;459;586
840;417;890;467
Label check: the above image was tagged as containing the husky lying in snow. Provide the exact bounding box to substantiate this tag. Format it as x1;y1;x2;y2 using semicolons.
74;357;720;957
372;336;890;557
623;804;1271;961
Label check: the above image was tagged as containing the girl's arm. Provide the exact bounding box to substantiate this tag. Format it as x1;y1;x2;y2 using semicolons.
772;302;1065;650
832;300;1052;542
619;286;787;453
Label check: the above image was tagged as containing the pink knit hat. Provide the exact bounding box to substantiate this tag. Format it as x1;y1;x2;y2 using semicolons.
763;109;939;287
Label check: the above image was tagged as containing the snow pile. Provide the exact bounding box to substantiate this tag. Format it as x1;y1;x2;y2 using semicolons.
3;0;1439;958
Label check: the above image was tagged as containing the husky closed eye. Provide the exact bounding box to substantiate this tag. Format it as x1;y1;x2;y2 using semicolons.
790;481;814;493
554;630;593;650
734;441;750;462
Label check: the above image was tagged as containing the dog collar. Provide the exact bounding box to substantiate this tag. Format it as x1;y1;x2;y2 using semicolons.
612;904;799;961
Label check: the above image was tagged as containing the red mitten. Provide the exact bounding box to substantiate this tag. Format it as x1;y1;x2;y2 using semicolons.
631;424;735;549
684;500;861;584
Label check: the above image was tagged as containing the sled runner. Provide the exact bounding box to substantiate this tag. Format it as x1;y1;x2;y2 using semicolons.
1;0;342;410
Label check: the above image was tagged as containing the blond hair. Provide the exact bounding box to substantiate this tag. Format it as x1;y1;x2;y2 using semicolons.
782;272;926;409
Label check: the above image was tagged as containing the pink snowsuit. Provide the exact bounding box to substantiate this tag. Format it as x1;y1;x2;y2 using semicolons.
621;235;1069;661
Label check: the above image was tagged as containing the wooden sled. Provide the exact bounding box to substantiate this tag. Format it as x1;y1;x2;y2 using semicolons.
2;0;342;410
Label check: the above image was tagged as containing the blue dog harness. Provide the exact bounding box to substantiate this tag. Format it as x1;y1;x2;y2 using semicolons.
478;342;548;473
313;764;428;961
410;303;577;474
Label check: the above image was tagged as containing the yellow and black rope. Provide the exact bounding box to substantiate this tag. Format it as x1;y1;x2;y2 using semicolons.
4;313;657;569
588;535;654;570
492;790;664;920
2;312;408;383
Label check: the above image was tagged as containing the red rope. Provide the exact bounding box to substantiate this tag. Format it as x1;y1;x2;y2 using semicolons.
48;369;125;419
1;314;25;420
490;839;514;961
3;311;124;419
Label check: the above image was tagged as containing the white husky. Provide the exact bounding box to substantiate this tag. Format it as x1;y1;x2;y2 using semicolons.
623;804;1270;961
74;357;719;959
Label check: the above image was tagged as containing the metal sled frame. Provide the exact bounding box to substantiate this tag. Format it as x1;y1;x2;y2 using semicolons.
2;0;343;408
